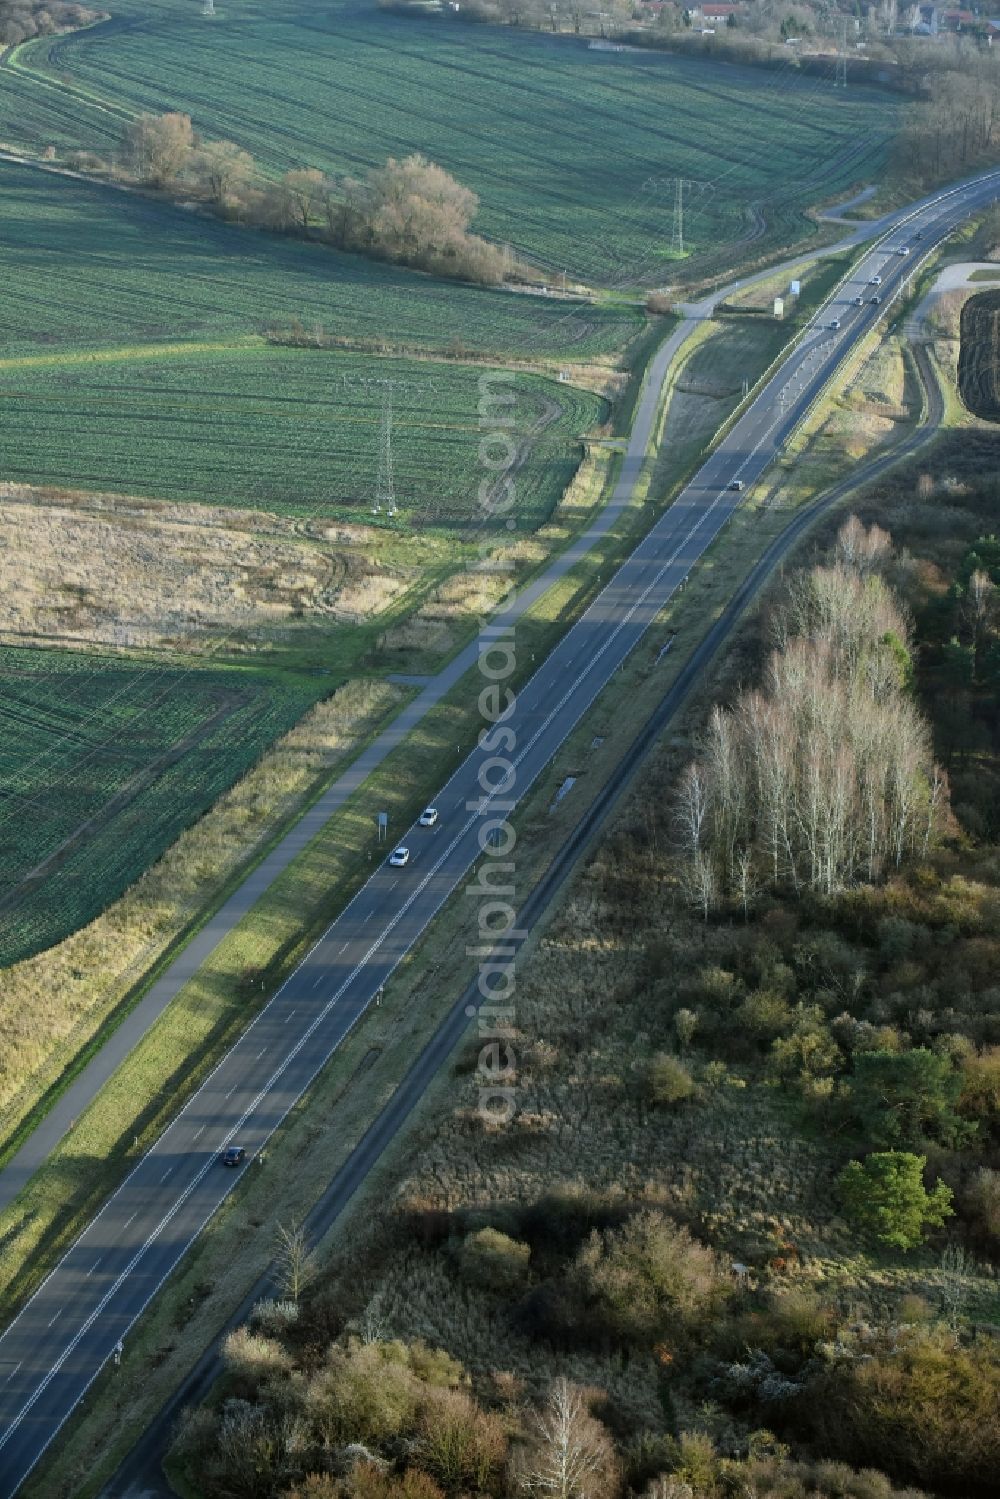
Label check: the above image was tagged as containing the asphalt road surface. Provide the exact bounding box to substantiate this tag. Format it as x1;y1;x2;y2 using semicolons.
1;168;998;1497
0;162;949;1215
99;321;949;1499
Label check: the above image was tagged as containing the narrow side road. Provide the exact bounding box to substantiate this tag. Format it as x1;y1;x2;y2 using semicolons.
100;325;948;1499
0;169;898;1213
0;167;992;1499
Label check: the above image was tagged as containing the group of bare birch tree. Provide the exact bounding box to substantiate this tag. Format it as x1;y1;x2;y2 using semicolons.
676;518;946;913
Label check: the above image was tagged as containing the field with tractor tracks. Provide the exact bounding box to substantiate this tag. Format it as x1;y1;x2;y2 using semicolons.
0;0;898;281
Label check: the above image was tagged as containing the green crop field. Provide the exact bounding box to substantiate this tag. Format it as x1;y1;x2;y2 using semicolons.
0;162;636;359
0;0;898;282
0;0;896;968
958;289;1000;421
0;646;325;964
0;345;605;527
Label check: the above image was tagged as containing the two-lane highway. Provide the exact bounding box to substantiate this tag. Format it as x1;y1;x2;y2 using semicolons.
1;168;999;1498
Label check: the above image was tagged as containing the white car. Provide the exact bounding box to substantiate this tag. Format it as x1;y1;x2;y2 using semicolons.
869;274;882;286
388;847;410;867
418;807;439;827
896;246;910;256
827;319;841;331
853;296;864;307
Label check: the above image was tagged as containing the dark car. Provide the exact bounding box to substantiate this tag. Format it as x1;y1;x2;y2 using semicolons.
222;1145;246;1167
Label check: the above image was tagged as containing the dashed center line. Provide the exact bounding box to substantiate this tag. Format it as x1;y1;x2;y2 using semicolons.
0;181;979;1467
3;1362;20;1384
312;974;324;989
160;1168;173;1183
338;941;349;955
255;1048;266;1060
284;1009;296;1023
122;1213;136;1230
193;1124;205;1141
86;1256;102;1278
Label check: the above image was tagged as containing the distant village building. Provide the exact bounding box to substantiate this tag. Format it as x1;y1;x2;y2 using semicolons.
691;1;744;17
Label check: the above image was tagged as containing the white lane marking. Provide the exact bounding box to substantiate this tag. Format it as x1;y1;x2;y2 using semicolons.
338;941;349;955
122;1214;136;1231
3;1363;20;1384
193;1125;205;1141
364;910;373;922
389;877;399;890
255;1048;266;1060
225;1084;236;1098
0;221;941;1439
47;1310;61;1328
0;174;994;1482
284;1009;295;1023
160;1168;172;1183
86;1256;102;1278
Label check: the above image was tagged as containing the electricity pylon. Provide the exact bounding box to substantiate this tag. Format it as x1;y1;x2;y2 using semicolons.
671;177;686;256
375;384;396;518
835;19;848;87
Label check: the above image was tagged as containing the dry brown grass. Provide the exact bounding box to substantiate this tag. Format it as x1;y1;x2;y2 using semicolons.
822;336;911;459
377;570;513;658
0;676;403;1146
724;259;816;313
377;444;611;668
925;287;968;342
285;719;848;1429
0;484;414;651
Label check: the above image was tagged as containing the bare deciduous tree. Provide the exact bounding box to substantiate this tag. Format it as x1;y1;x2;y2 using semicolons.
194;138;255;205
122;112;195;187
274;1221;318;1304
516;1379;616;1499
359;1289;388;1344
835;513;891;577
676;523;945;908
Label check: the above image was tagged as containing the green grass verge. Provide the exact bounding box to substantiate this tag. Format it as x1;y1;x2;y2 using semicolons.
18;397;917;1499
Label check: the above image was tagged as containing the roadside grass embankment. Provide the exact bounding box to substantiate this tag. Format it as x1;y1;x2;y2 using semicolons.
0;431;622;1172
17;280;945;1499
17;469;839;1499
0;395;675;1340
